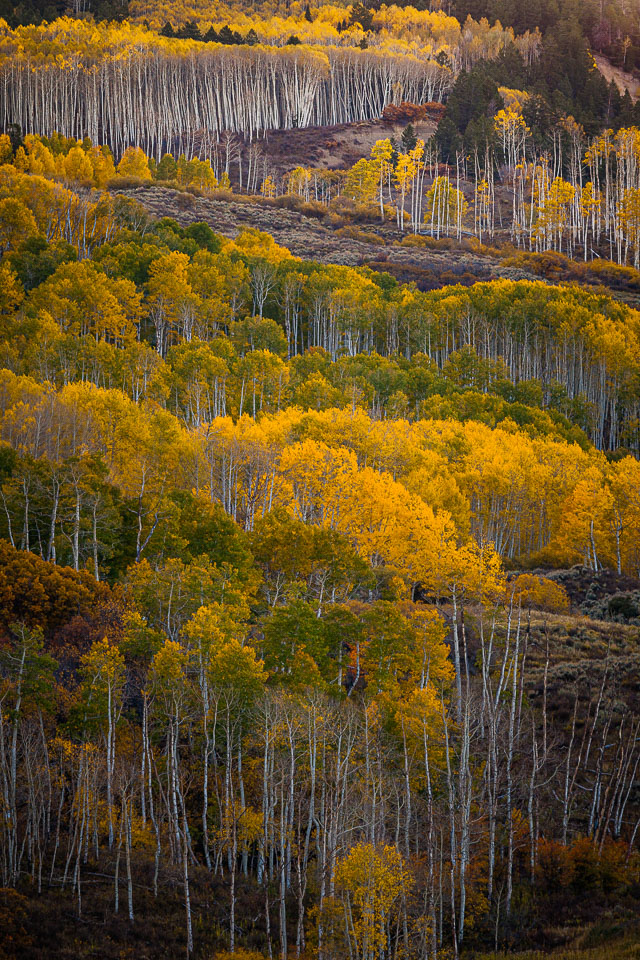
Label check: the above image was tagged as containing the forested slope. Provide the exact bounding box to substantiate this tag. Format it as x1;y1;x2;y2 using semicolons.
0;14;464;152
1;2;640;959
0;157;639;959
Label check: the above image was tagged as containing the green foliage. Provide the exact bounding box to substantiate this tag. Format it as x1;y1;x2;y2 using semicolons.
168;491;255;580
439;62;504;144
8;236;76;291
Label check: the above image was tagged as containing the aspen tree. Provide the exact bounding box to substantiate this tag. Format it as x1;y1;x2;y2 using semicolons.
148;639;195;952
370;139;393;221
80;637;125;850
0;624;56;886
335;842;412;960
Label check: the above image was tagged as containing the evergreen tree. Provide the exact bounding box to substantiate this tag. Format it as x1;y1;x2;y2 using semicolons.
218;24;235;44
349;2;374;32
401;124;417;152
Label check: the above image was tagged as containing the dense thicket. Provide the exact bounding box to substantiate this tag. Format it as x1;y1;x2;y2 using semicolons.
1;545;639;958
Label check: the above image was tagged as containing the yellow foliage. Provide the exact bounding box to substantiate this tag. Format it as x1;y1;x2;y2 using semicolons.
117;146;152;180
335;842;412;960
344;158;378;205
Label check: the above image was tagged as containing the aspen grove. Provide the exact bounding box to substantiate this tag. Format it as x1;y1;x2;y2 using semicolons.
0;164;639;958
1;2;640;958
0;18;459;157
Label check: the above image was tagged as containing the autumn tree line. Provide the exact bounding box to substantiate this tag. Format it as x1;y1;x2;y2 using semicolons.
5;0;636;88
0;10;532;158
448;0;640;74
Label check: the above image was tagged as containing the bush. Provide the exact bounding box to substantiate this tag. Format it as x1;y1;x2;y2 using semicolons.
399;234;429;247
175;191;196;209
106;175;152;190
536;839;572;889
582;590;640;624
273;195;328;219
335;225;384;245
209;188;234;201
329;196;380;224
569;837;601;892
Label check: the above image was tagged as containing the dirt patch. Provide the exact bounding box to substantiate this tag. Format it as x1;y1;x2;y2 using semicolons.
594;53;639;101
242;112;438;178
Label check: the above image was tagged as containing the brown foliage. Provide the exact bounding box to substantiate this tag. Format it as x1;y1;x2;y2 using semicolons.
382;101;445;125
536;837;634;894
0;539;112;641
503;249;640;298
0;888;32;959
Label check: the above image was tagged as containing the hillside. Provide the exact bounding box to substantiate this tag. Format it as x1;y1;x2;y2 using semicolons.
233;114;441;179
594;54;640;102
114;181;499;277
114;180;640;309
1;2;640;959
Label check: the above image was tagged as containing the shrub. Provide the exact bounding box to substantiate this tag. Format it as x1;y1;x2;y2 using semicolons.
536;839;572;889
335;225;384;245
